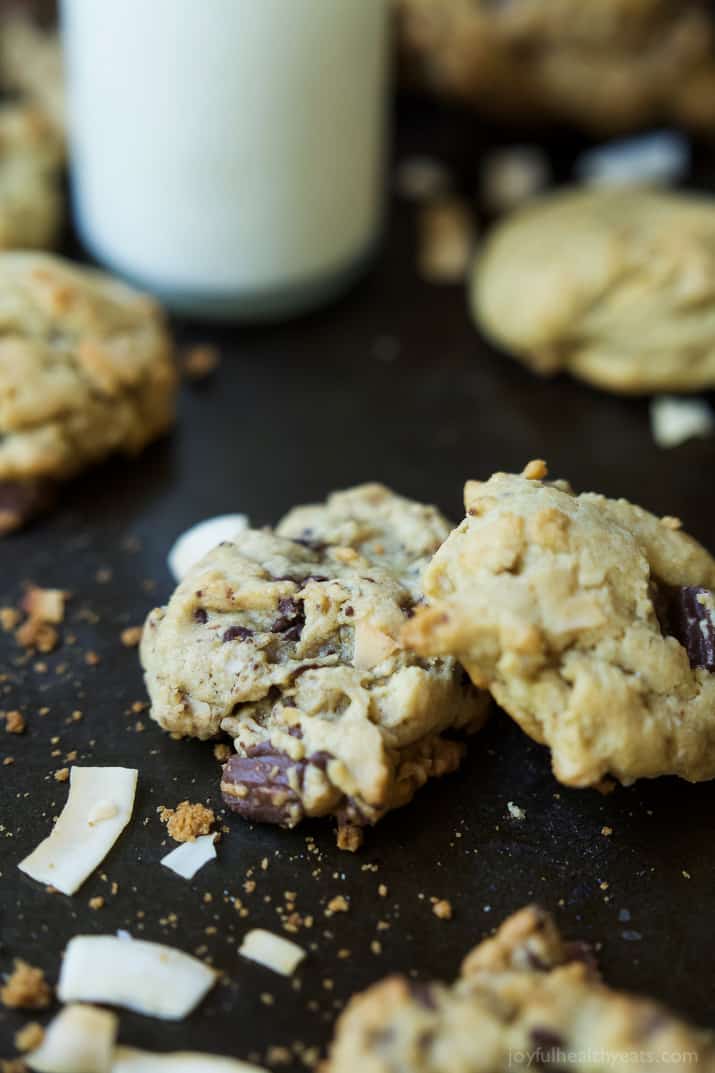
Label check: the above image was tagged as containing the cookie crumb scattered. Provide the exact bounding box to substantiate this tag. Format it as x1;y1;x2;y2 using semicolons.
182;344;220;381
522;459;548;480
432;898;453;920
158;801;215;843
120;626;143;647
336;824;363;853
16;586;67;652
325;895;349;916
53;767;69;782
601;826;613;837
418;197;475;284
88;896;105;910
0;960;52;1009
4;711;25;735
14;1022;43;1053
507;801;526;821
213;743;232;762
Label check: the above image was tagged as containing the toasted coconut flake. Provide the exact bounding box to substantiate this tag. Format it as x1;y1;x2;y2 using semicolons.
112;1047;268;1073
58;935;217;1020
168;516;249;582
18;768;137;895
238;929;306;976
26;1004;117;1073
161;834;216;880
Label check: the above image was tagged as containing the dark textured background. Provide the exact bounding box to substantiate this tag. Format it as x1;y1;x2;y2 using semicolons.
1;97;715;1067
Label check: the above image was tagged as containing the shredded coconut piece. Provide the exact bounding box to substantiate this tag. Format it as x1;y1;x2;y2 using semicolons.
238;929;306;976
650;396;715;448
26;1004;117;1073
19;767;137;895
161;834;217;880
577;130;689;187
112;1048;268;1073
58;935;217;1020
168;516;249;582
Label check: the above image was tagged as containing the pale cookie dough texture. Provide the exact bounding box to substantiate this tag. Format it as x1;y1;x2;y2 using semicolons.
325;905;715;1073
1;13;65;137
396;0;715;134
0;252;176;533
141;487;488;850
404;462;715;789
0;103;63;251
472;188;715;395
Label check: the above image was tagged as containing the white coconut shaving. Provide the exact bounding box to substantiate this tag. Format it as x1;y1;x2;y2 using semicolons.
58;935;217;1020
650;396;715;448
112;1048;268;1073
161;834;217;880
238;929;306;976
168;515;250;581
576;131;689;187
18;767;137;895
26;1004;118;1073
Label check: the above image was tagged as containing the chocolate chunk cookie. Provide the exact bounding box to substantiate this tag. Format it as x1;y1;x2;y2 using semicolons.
325;905;715;1073
473;188;715;395
397;0;715;135
276;483;451;597
141;521;487;850
404;461;715;788
0;103;63;252
0;252;176;532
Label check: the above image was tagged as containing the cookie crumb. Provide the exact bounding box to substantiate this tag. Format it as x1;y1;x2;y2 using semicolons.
432;898;453;920
120;626;143;647
507;801;526;821
0;607;20;631
4;711;25;735
14;1022;43;1053
159;800;215;843
418;197;475;284
16;586;67;652
213;743;232;762
84;650;101;666
601;826;613;837
182;344;220;381
336;824;363;853
1;960;52;1009
325;895;349;916
53;767;69;782
88;896;104;910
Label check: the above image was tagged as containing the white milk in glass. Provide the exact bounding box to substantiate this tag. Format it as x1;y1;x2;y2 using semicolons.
61;0;390;318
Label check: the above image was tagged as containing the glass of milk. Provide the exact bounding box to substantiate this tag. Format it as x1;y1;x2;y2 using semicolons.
61;0;390;319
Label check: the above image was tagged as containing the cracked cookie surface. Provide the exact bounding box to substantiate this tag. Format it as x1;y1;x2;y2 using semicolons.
397;0;715;134
141;505;487;849
473;188;715;394
404;461;715;788
324;905;715;1073
0;252;176;532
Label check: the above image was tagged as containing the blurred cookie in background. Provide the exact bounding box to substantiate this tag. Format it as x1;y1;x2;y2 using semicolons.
396;0;715;135
0;102;62;250
472;187;715;394
0;7;64;137
0;252;176;533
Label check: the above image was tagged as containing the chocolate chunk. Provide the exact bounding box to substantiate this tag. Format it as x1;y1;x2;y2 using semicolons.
666;585;715;671
221;744;307;826
194;608;208;624
291;534;327;554
222;625;253;643
271;596;305;639
408;982;438;1011
0;478;56;534
530;1028;564;1053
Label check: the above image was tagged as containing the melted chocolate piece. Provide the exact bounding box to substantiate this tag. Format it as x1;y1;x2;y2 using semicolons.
221;744;306;826
530;1027;565;1053
652;579;715;671
222;625;253;643
193;608;208;624
408;982;438;1011
221;744;338;827
271;596;305;640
